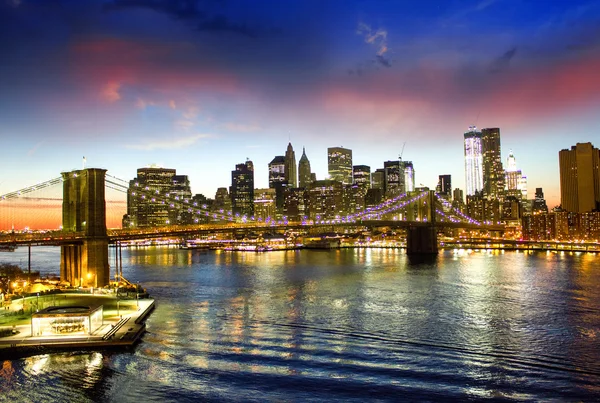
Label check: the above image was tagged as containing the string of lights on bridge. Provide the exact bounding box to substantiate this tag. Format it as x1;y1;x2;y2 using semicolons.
0;173;484;229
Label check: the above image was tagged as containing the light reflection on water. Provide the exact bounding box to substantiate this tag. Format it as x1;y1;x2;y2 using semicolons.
1;247;600;401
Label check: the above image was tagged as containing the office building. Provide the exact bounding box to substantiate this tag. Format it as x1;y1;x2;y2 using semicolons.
559;142;600;213
353;165;371;196
464;126;483;196
268;156;286;188
328;147;353;184
481;127;505;200
230;160;254;217
384;160;403;197
298;147;312;188
254;188;276;221
504;150;527;200
371;168;385;190
403;161;415;192
284;142;297;188
306;180;344;220
122;166;179;227
532;187;548;214
437;175;452;198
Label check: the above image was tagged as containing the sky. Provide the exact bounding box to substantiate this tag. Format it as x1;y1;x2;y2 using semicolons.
1;0;600;229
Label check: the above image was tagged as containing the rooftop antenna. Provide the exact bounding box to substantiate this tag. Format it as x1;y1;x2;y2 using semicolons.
82;156;87;169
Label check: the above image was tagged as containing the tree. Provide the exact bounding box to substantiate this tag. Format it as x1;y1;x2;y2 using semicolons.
0;263;23;295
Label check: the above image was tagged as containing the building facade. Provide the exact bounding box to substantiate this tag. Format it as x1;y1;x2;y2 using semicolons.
481;127;505;201
464;127;483;196
284;143;298;188
437;175;452;198
298;147;312;189
328;147;353;184
230;160;254;217
559;142;600;213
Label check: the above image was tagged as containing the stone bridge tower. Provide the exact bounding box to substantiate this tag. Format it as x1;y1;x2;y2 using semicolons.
60;168;109;287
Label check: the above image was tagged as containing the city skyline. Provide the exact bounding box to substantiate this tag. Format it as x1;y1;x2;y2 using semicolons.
2;0;600;211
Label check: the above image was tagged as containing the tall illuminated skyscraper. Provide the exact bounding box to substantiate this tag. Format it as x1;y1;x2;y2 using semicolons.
328;147;353;184
403;161;415;192
464;126;483;196
284;142;297;188
268;156;286;188
481;127;505;200
559;142;600;212
504;150;527;199
298;147;312;188
230;159;254;217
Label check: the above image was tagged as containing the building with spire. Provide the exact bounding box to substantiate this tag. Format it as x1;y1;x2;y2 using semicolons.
464;126;483;196
504;150;527;200
284;142;297;188
298;147;312;188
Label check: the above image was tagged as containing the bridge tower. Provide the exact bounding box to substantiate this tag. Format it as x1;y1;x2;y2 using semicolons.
60;168;109;287
406;190;438;255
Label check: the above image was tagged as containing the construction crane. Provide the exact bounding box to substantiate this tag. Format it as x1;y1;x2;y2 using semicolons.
399;142;406;162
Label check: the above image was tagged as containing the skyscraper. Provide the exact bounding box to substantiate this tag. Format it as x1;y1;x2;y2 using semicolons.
268;156;286;188
230;159;254;217
298;147;312;188
504;150;527;199
464;126;483;196
328;147;353;184
532;188;548;214
353;165;371;196
384;160;403;197
403;161;415;192
437;175;452;197
284;142;297;188
481;127;505;200
559;142;600;212
122;166;178;227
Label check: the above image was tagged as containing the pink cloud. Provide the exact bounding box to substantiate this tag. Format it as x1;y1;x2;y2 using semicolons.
101;81;121;102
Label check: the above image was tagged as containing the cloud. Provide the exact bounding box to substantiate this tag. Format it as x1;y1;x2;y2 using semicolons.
101;81;121;102
27;141;44;157
357;22;389;57
126;133;212;151
489;47;517;73
220;122;261;132
169;100;176;109
104;0;207;20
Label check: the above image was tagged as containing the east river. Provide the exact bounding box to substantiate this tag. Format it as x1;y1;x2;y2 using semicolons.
1;247;600;401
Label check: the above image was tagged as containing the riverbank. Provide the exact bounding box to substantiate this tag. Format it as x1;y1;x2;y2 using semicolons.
0;293;154;359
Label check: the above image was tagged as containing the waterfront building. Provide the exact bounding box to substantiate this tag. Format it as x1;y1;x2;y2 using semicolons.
191;193;213;224
403;161;415;192
481;127;505;201
268;156;286;188
254;188;276;221
502;196;522;225
284;143;298;188
306;180;344;220
122;166;179;227
384;160;403;197
464;127;483;196
283;188;307;221
365;188;383;208
437;175;452;198
532;188;548;214
171;175;193;225
213;187;232;215
342;184;365;215
353;165;371;196
328;147;353;184
559;142;600;213
230;160;254;217
505;150;527;200
371;168;385;190
298;147;313;188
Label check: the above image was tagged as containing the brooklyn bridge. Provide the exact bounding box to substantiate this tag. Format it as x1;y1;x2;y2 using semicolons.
0;168;504;288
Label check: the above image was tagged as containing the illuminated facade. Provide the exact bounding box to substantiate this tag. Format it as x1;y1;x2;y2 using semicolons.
268;156;286;188
230;160;254;217
403;161;415;192
353;165;371;196
254;188;276;221
298;147;312;188
481;127;505;201
504;150;527;200
464;127;483;196
31;306;103;336
559;142;600;213
306;180;343;220
122;167;194;227
436;175;451;198
371;168;385;190
384;160;403;197
328;147;353;184
284;143;298;188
